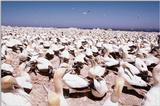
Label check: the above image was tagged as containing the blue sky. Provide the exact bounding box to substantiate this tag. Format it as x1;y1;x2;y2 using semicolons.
1;1;160;31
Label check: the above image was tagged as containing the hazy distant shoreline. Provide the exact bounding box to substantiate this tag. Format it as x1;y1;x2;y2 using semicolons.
2;25;159;33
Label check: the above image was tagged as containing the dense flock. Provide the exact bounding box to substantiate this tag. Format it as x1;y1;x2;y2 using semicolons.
1;26;160;106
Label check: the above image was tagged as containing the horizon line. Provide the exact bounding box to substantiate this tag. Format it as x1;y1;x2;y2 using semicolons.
2;25;159;32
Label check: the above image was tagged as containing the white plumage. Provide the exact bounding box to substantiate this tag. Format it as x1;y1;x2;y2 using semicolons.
88;65;105;78
143;85;160;106
1;63;14;72
143;63;160;106
85;48;93;56
2;89;31;106
43;41;51;48
63;73;89;88
74;53;86;63
6;39;22;47
60;49;70;59
103;43;114;53
46;48;54;55
118;65;148;87
104;56;119;67
121;61;140;74
16;72;32;89
35;57;53;71
1;45;7;56
91;46;98;53
37;57;52;65
91;78;108;98
103;96;118;106
135;58;148;72
143;55;160;66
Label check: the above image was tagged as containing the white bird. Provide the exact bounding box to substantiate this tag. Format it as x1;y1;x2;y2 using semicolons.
118;64;148;87
29;57;53;74
88;58;105;78
1;63;14;73
2;89;31;106
19;49;30;63
142;85;160;106
45;48;55;60
1;72;32;91
85;48;93;57
120;61;140;74
1;44;7;56
143;63;160;106
43;41;51;48
91;46;98;53
74;53;86;63
6;39;22;48
119;47;136;63
36;57;52;65
63;73;89;89
51;44;60;52
75;40;83;49
15;72;32;90
103;55;119;67
103;95;118;106
60;49;70;59
44;64;69;106
96;41;103;48
29;54;39;63
143;54;160;66
103;43;114;53
103;77;125;106
88;65;105;78
135;57;149;72
26;44;35;54
37;64;51;72
46;48;55;56
43;85;60;106
91;76;108;98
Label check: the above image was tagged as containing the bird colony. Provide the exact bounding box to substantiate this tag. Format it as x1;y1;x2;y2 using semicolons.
1;25;160;106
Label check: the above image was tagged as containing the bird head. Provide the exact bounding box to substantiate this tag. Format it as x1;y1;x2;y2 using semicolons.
1;75;18;91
